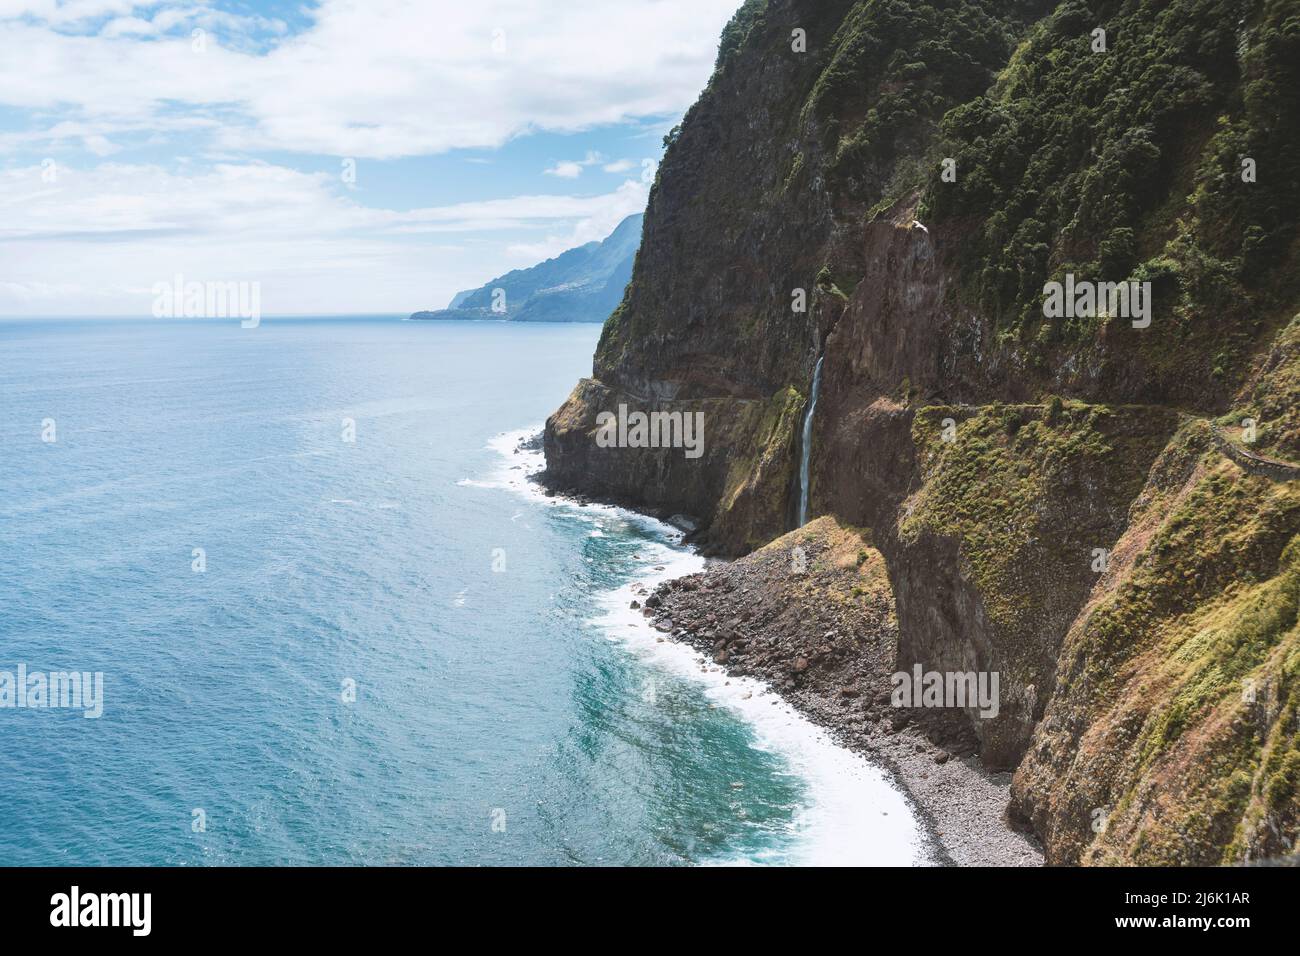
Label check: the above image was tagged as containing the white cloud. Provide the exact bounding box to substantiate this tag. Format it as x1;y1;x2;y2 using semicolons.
82;133;119;155
0;1;139;24
544;160;583;179
0;0;737;313
100;16;158;37
0;161;650;313
506;179;646;261
0;0;740;159
544;150;605;178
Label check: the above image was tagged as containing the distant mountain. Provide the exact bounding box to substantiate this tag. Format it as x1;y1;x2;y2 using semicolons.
411;214;642;323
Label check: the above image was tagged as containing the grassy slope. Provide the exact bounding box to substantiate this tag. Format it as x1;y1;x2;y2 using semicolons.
1012;422;1300;862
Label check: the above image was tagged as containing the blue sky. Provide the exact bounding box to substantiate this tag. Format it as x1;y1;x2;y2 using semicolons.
0;0;740;314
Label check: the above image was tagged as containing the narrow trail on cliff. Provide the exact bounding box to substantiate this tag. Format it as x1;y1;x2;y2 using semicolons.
1208;425;1300;481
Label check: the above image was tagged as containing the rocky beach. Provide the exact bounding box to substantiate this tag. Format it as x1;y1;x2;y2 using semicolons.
638;516;1042;866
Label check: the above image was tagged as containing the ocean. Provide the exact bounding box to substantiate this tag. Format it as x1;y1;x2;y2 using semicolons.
0;316;924;866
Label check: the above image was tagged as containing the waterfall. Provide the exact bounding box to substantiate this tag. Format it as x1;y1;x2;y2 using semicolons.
797;355;824;527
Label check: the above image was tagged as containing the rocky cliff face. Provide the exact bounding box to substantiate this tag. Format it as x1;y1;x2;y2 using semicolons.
544;0;1300;863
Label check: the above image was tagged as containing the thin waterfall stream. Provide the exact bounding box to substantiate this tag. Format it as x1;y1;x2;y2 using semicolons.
797;355;824;527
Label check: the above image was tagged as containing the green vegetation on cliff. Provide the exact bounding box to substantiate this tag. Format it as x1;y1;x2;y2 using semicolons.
807;0;1052;208
921;0;1300;383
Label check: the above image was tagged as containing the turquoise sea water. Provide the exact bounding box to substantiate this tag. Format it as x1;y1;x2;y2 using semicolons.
0;316;923;866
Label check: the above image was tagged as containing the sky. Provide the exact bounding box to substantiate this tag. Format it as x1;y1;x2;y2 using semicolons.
0;0;741;315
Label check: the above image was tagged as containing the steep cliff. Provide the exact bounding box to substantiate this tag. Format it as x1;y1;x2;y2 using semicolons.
544;0;1300;863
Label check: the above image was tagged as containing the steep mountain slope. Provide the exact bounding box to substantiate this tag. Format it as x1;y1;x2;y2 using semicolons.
412;213;642;322
543;0;1299;864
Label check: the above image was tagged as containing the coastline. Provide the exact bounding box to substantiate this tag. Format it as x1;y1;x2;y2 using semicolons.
641;518;1045;867
487;428;940;865
530;444;1043;867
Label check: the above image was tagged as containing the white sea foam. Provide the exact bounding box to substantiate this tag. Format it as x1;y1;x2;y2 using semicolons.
588;556;925;867
472;425;929;866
